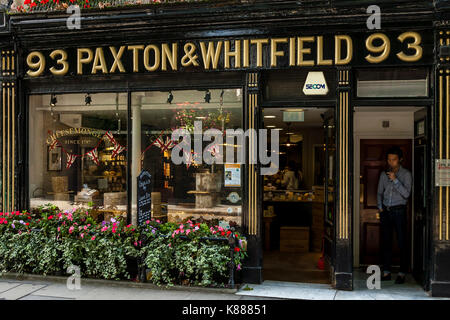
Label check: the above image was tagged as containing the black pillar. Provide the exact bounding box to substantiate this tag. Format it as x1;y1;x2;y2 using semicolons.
242;71;263;284
334;67;353;290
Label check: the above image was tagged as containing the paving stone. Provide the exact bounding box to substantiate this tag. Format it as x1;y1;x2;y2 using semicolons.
0;284;47;300
236;281;337;300
0;282;22;294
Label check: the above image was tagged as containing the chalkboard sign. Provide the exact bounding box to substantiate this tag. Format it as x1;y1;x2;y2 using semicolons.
137;170;152;226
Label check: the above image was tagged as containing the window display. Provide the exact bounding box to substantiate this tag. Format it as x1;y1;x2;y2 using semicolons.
29;93;128;219
131;89;243;226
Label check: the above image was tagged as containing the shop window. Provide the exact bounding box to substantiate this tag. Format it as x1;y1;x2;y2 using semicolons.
357;68;429;98
131;89;243;227
29;93;128;218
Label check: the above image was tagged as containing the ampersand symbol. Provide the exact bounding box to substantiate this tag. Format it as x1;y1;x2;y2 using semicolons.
181;43;200;67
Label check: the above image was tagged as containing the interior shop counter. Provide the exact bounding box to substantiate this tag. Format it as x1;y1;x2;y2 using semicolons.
168;204;242;225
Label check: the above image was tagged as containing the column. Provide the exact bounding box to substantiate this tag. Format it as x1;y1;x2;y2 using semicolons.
131;94;143;226
431;28;450;297
241;71;263;284
335;66;353;290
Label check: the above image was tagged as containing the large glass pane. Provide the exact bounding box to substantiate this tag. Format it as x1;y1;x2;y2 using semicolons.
29;93;128;219
131;89;243;227
357;68;429;97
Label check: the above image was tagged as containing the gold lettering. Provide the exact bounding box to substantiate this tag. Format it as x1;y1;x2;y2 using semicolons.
397;32;423;62
250;39;269;67
49;50;69;76
109;46;126;73
200;41;223;70
92;47;108;74
144;44;161;71
77;48;93;75
297;37;315;66
365;33;390;64
289;37;296;66
335;35;353;65
270;38;288;67
162;43;178;71
224;40;241;69
317;36;333;66
26;51;45;77
128;45;144;72
243;39;250;67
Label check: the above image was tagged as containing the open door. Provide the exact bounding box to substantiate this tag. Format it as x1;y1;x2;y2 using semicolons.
322;110;336;273
413;108;431;289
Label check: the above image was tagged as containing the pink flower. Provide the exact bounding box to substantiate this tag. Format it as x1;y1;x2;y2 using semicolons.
57;227;60;232
80;233;84;238
91;236;96;240
101;226;108;232
69;226;74;234
194;226;199;231
186;229;191;235
146;220;150;225
84;226;87;230
175;230;179;234
156;220;160;223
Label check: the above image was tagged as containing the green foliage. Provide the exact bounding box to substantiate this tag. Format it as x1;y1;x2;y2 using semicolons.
0;204;247;287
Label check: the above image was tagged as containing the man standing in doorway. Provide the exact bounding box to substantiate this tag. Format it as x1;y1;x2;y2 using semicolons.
377;146;412;284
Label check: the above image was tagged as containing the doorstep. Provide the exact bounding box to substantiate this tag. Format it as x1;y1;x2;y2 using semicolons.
0;272;239;294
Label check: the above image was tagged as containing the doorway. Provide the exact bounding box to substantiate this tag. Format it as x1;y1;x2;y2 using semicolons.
353;106;431;289
261;107;334;284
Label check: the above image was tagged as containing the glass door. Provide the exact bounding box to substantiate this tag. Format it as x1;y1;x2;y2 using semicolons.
323;110;336;269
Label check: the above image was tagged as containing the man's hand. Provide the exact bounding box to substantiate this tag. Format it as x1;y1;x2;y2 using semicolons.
387;171;396;181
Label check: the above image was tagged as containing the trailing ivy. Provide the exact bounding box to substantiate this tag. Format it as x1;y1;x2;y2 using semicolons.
0;205;247;287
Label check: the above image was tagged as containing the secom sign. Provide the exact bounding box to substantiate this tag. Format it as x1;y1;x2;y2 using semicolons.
303;71;329;95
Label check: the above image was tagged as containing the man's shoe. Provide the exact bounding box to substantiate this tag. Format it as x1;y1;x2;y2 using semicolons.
381;273;391;281
395;275;405;284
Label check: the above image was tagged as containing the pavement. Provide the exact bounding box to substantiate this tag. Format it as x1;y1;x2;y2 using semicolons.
1;271;449;300
236;271;450;300
0;278;275;300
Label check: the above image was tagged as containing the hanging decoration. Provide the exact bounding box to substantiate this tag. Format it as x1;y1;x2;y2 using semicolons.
184;150;194;170
112;143;126;159
87;148;100;165
48;138;60;151
154;136;177;153
66;153;78;169
46;130;128;170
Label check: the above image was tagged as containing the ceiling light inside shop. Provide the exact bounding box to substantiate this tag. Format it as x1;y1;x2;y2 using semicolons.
264;115;276;119
50;94;57;107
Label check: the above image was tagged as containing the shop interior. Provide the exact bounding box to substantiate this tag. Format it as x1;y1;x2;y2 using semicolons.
262;107;334;284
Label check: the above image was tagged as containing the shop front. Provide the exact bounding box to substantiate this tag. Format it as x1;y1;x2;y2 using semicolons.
1;1;450;296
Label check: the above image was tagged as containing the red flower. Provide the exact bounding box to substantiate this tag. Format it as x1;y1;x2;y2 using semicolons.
234;247;240;252
226;230;232;237
25;223;29;226
30;2;36;7
48;215;53;220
